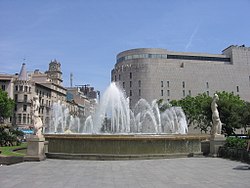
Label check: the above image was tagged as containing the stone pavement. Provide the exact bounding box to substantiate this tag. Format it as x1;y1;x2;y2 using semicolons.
0;158;249;188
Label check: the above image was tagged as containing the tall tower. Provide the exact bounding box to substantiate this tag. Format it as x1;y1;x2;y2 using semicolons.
47;60;63;86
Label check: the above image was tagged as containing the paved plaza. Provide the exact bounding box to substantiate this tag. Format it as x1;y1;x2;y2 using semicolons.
0;157;249;188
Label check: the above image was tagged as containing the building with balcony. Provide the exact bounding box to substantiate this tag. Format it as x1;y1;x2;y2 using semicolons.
0;60;97;131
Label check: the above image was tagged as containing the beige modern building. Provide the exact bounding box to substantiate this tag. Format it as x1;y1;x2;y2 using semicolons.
111;45;250;107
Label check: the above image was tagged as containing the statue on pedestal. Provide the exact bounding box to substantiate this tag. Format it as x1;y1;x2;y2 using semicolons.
32;95;43;137
211;94;222;135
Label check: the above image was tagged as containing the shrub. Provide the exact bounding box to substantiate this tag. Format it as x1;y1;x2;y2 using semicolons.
225;137;247;149
0;125;24;147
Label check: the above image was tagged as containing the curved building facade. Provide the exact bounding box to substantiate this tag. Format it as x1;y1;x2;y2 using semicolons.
111;45;250;107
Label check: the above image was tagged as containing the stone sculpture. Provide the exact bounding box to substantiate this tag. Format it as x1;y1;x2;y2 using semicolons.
211;93;222;135
32;95;43;137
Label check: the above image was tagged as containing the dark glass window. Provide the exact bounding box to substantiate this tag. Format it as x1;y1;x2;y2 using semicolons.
1;85;6;91
23;105;27;112
24;95;27;102
14;94;18;101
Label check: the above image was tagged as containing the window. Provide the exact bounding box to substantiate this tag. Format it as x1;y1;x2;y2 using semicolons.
20;85;23;91
207;91;209;96
15;85;18;91
167;54;230;62
23;114;26;124
183;90;185;97
167;81;170;88
206;82;209;89
161;81;164;87
123;82;125;88
119;74;121;80
167;90;170;97
1;85;6;91
138;80;141;87
130;81;132;88
115;75;117;81
139;89;141;96
23;105;27;112
24;86;28;92
27;114;30;124
18;114;22;124
236;86;239;92
161;90;164;96
24;95;27;102
182;81;185;88
130;72;132;79
188;90;191;96
130;90;132;96
14;94;18;101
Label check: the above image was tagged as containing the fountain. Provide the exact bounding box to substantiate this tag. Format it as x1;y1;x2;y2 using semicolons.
46;83;188;134
45;82;208;160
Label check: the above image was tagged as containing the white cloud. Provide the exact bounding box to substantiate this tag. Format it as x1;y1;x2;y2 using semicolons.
185;25;199;51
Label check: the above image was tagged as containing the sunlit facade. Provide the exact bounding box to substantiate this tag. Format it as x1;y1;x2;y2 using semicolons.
111;45;250;107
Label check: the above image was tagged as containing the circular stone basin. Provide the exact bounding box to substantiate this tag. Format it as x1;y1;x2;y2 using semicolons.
44;134;209;160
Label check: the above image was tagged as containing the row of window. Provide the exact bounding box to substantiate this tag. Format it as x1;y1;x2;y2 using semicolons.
119;79;241;96
122;80;141;89
117;53;231;63
36;89;51;98
16;113;31;124
15;85;31;92
16;113;49;124
114;72;133;82
128;86;240;99
14;94;28;102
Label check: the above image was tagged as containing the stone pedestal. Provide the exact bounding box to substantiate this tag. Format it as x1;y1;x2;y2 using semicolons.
209;135;226;157
25;135;46;161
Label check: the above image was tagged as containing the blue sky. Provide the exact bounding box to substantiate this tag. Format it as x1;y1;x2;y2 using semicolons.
0;0;249;93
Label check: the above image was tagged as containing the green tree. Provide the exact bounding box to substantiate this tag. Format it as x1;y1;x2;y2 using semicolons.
0;89;14;123
217;91;245;135
240;102;250;132
171;94;212;133
170;91;249;135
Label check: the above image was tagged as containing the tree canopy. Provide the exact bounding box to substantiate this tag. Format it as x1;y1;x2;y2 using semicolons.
0;89;14;123
168;91;249;135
